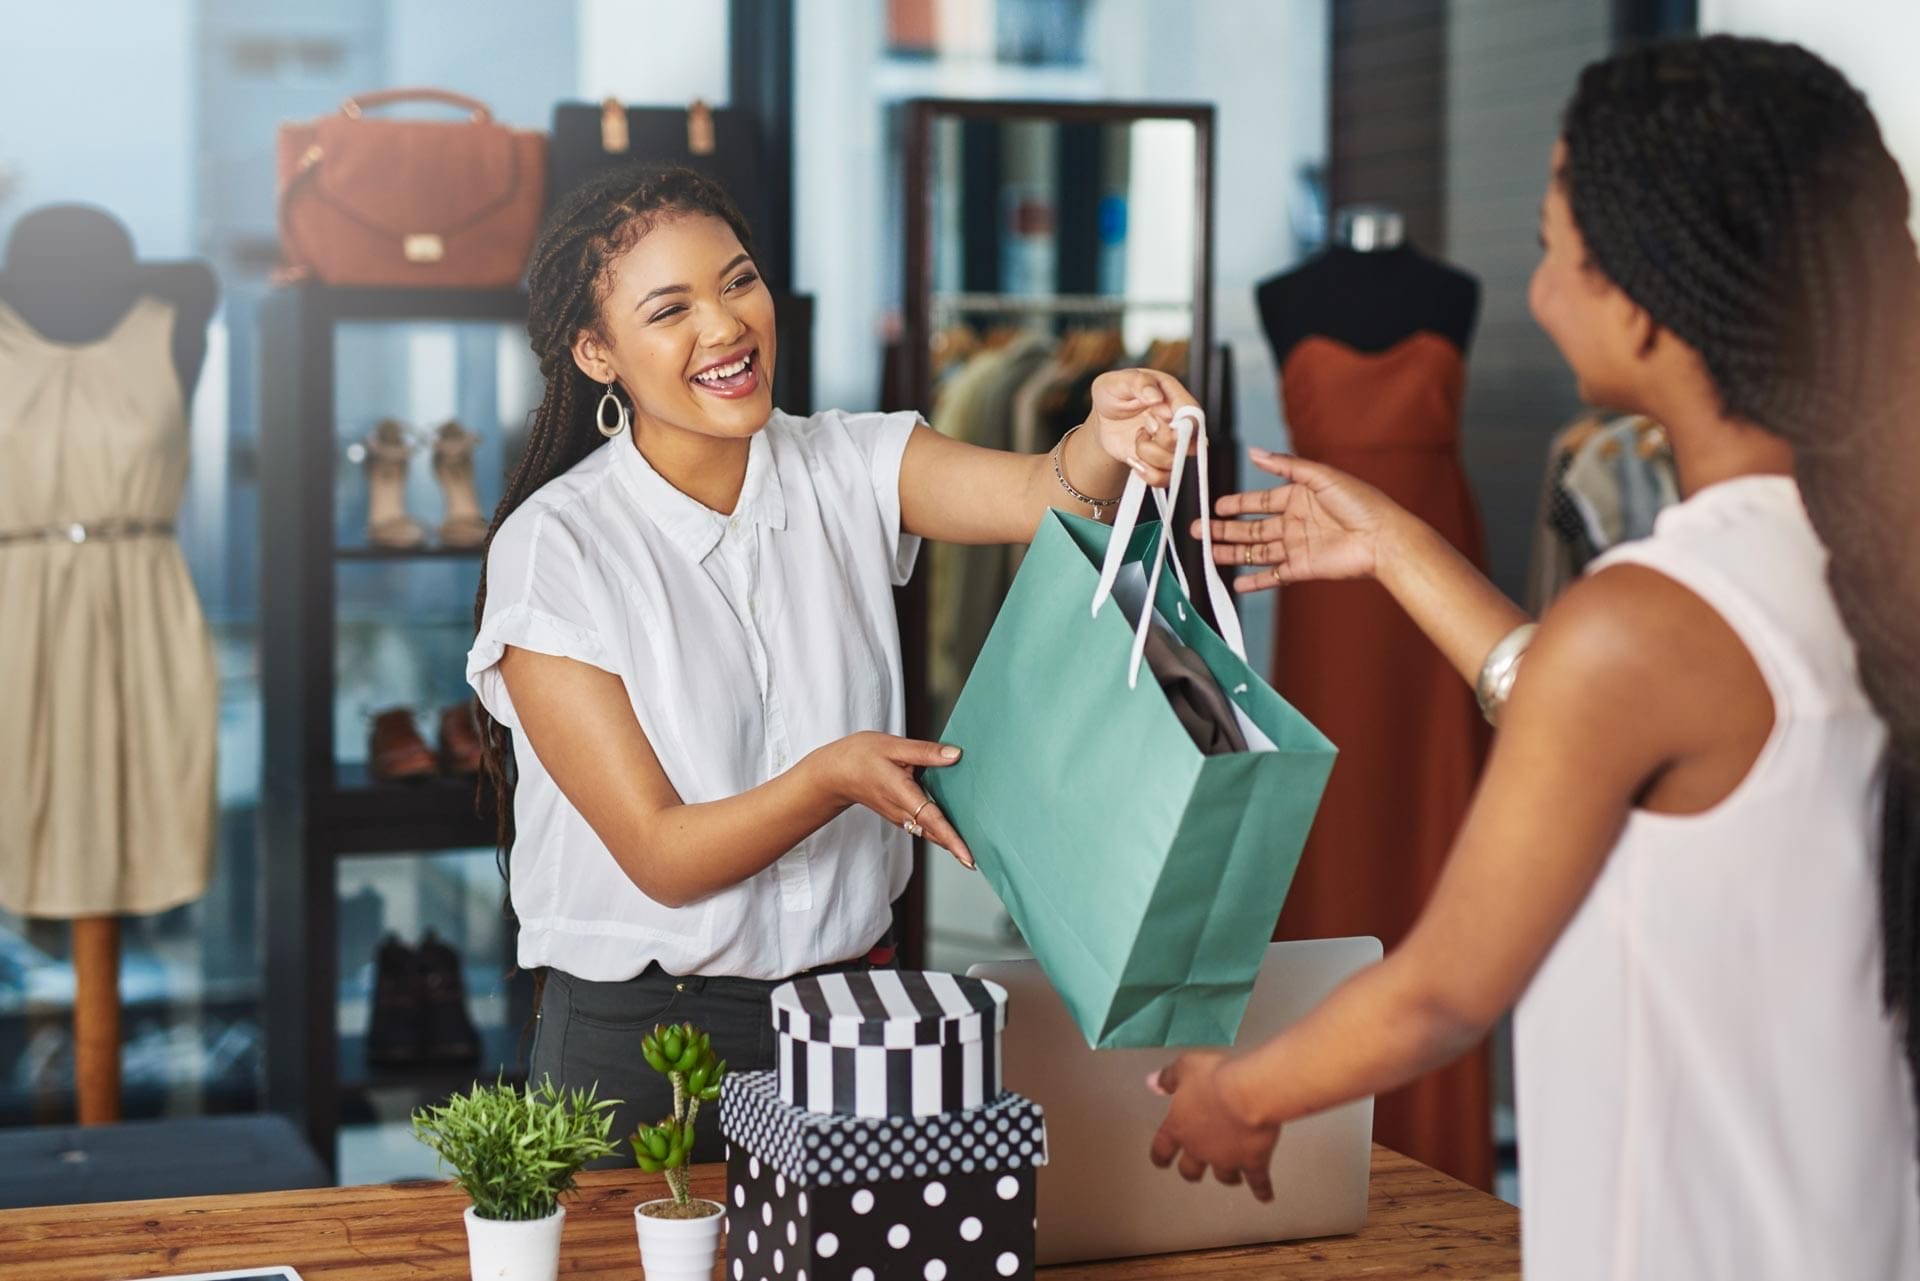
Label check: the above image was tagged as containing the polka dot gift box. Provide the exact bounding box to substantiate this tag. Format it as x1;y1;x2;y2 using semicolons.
721;971;1048;1281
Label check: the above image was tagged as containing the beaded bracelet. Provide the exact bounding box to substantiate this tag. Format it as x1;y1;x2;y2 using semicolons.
1051;424;1126;521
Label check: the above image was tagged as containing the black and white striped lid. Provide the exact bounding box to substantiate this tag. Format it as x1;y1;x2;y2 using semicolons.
771;970;1008;1049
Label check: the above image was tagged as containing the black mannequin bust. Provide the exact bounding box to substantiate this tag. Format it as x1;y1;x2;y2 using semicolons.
1256;205;1480;367
0;204;218;400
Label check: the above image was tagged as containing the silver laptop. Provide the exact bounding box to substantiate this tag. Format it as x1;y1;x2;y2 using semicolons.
971;937;1381;1265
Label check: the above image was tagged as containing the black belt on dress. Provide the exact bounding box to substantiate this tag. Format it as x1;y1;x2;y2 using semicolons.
0;520;176;547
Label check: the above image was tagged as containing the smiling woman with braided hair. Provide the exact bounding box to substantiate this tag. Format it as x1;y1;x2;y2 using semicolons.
1150;36;1920;1276
464;164;1198;1161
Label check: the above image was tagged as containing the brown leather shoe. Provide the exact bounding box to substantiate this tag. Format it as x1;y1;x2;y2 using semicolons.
438;700;484;775
369;708;436;781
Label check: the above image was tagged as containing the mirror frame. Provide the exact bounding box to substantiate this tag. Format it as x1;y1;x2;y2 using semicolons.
893;99;1218;969
902;97;1217;425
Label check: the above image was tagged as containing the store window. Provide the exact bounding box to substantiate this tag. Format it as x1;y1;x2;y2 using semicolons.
0;0;731;1182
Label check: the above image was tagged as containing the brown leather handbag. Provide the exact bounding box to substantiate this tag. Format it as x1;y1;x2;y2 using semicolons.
277;88;546;288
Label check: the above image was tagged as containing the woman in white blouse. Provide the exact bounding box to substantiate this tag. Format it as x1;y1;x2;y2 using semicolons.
466;165;1195;1157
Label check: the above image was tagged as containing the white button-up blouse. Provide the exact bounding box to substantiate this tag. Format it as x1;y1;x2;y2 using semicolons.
467;409;922;981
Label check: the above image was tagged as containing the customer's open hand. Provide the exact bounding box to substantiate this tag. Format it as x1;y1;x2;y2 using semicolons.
1148;1051;1280;1201
1089;368;1201;488
1193;450;1395;591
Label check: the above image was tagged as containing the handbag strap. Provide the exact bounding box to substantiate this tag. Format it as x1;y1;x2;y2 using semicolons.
340;87;494;123
1092;406;1246;688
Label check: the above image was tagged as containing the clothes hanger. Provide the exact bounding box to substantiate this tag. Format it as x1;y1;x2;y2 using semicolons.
1557;413;1606;458
1632;416;1668;460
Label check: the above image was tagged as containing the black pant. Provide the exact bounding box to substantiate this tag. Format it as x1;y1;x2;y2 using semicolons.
531;961;870;1169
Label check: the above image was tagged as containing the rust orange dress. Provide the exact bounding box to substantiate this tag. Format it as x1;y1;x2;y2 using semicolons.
1258;248;1495;1190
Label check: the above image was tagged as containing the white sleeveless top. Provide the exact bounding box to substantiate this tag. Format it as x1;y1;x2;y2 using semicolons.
1514;476;1920;1280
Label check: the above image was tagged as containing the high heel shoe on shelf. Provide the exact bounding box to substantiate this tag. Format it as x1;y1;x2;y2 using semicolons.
363;418;426;550
369;707;437;782
432;420;490;549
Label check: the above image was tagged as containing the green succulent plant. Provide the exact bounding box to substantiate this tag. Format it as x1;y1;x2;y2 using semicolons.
411;1076;618;1221
632;1020;727;1207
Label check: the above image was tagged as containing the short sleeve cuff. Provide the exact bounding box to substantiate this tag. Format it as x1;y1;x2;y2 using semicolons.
871;410;924;587
466;602;613;730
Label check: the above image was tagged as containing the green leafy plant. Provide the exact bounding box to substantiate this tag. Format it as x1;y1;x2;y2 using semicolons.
632;1021;726;1210
412;1076;618;1221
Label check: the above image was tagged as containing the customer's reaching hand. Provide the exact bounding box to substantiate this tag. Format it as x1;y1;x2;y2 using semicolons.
1192;449;1401;591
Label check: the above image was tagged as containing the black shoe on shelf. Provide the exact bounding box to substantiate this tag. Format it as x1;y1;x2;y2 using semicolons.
365;934;426;1068
417;929;483;1066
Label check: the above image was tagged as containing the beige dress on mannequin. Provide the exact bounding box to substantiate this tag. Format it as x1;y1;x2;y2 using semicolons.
0;295;217;917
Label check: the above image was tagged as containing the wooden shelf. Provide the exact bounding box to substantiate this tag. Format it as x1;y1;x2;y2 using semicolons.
275;283;532;326
337;1023;525;1099
318;764;495;856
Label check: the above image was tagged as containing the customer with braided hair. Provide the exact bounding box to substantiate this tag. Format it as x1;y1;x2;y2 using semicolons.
1150;36;1920;1275
466;164;1198;1159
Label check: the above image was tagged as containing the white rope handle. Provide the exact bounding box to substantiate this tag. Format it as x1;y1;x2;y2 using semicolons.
1091;405;1247;687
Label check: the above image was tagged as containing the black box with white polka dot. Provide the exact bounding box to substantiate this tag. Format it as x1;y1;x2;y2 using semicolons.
721;1068;1047;1281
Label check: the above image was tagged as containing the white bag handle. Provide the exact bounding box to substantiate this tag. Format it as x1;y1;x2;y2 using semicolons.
1091;405;1247;687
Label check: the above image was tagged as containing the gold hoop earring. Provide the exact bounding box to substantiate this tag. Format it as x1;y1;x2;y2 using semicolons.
596;379;630;439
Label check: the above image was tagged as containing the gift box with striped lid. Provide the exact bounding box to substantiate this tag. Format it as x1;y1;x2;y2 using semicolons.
771;970;1008;1119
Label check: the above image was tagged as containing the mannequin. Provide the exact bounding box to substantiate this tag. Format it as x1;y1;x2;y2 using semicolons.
1253;205;1494;1190
0;206;216;394
0;205;218;1125
1255;204;1478;361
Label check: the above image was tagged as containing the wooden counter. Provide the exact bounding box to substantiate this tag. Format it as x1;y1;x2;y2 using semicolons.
0;1145;1518;1280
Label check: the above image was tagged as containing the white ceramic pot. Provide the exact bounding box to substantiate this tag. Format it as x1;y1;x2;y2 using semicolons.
634;1199;726;1281
463;1203;565;1281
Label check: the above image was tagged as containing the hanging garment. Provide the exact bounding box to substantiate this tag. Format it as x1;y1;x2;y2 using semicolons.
926;335;1050;727
1516;476;1920;1280
0;296;217;917
1270;331;1494;1190
1527;414;1679;612
1562;415;1676;552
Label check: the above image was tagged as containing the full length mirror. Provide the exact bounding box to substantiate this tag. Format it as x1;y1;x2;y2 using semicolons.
908;102;1213;435
900;99;1217;975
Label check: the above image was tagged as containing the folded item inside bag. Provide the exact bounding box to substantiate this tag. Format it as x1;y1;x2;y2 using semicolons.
1106;558;1267;757
1141;624;1247;755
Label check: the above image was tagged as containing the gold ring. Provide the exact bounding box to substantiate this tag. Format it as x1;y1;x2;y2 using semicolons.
911;799;931;823
903;819;924;838
1242;544;1254;567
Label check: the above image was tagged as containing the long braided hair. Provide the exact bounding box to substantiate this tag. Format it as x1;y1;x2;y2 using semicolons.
474;166;755;909
1562;36;1920;1142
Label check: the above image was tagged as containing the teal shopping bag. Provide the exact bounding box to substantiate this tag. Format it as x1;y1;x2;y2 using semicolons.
924;410;1337;1048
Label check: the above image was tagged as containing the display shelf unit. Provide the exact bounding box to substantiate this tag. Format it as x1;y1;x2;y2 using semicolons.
259;283;818;1174
258;284;533;1176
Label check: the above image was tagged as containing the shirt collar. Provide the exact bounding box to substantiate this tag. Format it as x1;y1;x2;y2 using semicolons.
611;425;786;563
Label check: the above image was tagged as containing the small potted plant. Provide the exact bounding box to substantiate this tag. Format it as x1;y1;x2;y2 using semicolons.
632;1021;728;1281
412;1076;617;1281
